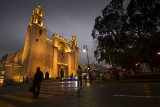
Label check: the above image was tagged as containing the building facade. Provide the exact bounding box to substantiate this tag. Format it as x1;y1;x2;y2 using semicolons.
0;5;79;81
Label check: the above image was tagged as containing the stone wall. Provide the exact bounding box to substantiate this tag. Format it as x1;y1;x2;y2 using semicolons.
0;50;23;65
0;64;23;83
44;40;54;79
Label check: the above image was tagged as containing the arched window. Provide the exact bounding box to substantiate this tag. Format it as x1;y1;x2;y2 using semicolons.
38;20;41;25
39;11;41;15
39;29;42;35
29;29;31;35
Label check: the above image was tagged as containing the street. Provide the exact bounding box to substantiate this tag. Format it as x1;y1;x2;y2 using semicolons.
0;81;160;107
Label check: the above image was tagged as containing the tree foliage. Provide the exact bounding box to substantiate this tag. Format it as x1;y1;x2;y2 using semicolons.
92;0;160;69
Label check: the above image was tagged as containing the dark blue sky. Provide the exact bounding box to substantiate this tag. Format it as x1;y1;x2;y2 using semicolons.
0;0;111;65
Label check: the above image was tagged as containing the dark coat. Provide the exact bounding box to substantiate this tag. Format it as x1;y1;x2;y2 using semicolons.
33;71;43;84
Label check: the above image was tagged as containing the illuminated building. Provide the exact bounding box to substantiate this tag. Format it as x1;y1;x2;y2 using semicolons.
0;5;79;81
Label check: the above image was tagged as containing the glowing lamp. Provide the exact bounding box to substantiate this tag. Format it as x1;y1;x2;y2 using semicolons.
83;49;86;52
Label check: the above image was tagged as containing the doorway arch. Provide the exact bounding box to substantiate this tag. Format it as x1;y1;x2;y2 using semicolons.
60;69;64;78
45;72;49;80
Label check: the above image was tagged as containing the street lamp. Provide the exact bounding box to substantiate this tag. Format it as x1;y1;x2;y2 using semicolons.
83;45;90;71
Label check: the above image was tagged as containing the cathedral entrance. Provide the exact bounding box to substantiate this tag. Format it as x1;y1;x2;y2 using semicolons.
60;69;64;78
58;65;68;78
45;72;49;80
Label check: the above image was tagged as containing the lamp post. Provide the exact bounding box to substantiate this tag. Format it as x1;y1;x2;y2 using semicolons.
83;45;90;71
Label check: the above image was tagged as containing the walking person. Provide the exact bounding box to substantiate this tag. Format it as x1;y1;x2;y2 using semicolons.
29;67;43;98
89;70;92;83
83;75;87;84
23;76;25;84
77;65;82;88
26;77;29;84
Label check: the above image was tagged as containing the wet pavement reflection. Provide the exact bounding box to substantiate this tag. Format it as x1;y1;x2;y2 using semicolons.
0;81;160;107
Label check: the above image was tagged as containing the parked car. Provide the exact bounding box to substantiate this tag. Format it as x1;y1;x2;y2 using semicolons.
60;77;70;81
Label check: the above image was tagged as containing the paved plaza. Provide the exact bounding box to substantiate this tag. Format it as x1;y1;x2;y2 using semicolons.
0;81;160;107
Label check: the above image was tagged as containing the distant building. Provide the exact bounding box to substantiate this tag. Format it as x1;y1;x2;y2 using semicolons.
0;5;79;82
80;62;106;73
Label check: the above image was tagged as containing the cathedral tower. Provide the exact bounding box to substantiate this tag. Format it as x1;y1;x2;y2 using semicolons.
70;34;79;75
22;5;47;79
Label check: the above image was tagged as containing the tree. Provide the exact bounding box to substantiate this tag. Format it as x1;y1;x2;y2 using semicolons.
92;0;132;67
146;32;160;68
92;0;160;71
127;0;160;72
127;0;159;62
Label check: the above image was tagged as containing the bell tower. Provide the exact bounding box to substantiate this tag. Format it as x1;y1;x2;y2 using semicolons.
22;5;47;79
71;33;78;48
70;34;79;76
30;5;44;27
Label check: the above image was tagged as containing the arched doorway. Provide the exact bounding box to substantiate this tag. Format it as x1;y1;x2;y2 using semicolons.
45;72;49;80
60;69;64;78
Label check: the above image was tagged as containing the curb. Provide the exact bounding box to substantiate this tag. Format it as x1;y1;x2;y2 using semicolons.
92;79;160;83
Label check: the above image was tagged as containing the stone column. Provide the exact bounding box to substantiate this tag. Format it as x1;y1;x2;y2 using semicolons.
67;52;71;76
53;47;58;79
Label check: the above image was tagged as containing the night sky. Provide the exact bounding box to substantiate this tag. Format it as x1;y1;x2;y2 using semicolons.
0;0;110;65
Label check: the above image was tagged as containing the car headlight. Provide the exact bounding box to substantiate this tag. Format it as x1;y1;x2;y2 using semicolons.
75;77;78;79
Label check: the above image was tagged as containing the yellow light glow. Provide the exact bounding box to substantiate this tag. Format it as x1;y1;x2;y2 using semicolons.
0;76;4;78
36;18;38;23
158;52;160;55
54;34;70;44
146;96;150;98
12;75;23;82
14;66;21;68
87;82;90;87
0;79;4;84
46;38;54;44
83;49;86;52
2;71;5;74
57;63;68;66
37;5;41;8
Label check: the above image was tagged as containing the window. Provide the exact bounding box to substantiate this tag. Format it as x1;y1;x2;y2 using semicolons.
39;11;41;15
29;29;31;35
39;29;42;35
38;20;41;25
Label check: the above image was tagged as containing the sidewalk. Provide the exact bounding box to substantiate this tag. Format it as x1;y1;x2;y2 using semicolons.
0;79;59;87
1;79;160;87
92;79;160;83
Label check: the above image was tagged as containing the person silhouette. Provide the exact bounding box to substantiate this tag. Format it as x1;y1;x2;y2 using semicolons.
30;67;43;98
89;70;92;83
26;77;29;84
77;65;82;88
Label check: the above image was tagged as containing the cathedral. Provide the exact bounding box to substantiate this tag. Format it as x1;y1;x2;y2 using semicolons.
0;5;79;82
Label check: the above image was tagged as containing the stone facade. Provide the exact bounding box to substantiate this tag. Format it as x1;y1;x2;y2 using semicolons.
0;5;79;81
